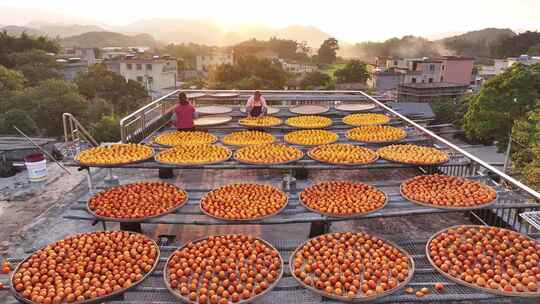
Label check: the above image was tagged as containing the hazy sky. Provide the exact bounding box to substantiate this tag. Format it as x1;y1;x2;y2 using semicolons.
1;0;539;41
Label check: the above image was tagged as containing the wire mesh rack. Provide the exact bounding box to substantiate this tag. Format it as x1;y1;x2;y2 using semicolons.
82;238;516;303
63;179;537;227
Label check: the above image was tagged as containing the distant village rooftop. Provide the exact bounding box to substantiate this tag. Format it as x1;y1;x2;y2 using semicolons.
399;82;468;89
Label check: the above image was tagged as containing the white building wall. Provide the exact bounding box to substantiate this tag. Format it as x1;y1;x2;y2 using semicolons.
119;60;177;91
196;53;234;71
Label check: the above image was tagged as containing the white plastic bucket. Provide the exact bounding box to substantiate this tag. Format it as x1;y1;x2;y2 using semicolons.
24;153;47;182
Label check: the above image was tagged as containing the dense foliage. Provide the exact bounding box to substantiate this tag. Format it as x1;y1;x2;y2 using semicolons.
234;38;311;62
510;110;540;190
463;63;540;151
440;28;515;58
206;56;290;89
430;97;470;125
333;60;370;84
492;31;540;58
318;38;339;64
0;33;147;143
0;31;59;66
76;64;148;114
344;36;440;61
3;79;88;136
299;71;332;89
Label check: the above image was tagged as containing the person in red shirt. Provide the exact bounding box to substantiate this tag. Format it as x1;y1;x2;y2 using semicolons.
172;92;197;130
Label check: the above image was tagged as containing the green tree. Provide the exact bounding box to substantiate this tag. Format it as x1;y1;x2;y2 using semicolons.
233;38;311;62
7;79;88;137
509;110;540;190
76;64;148;114
0;109;38;135
318;38;339;64
333;60;370;84
91;114;121;143
207;56;289;89
7;49;61;85
0;65;25;92
299;71;331;89
463;63;540;151
0;31;59;67
430;98;470;125
345;36;442;62
492;31;540;58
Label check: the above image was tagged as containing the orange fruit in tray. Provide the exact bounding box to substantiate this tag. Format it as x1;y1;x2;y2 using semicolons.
291;232;413;300
75;143;154;165
285;115;333;129
222;130;275;146
300;181;387;216
156;144;231;165
284;130;339;146
343;113;390;126
346;125;406;143
401;174;497;208
153;131;217;146
427;225;540;296
201;183;287;220
239;116;282;127
235;143;303;164
308;143;377;165
166;235;283;303
377;144;449;165
11;231;158;304
88;182;188;219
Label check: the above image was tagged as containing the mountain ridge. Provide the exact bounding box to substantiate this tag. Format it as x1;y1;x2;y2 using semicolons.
60;31;160;48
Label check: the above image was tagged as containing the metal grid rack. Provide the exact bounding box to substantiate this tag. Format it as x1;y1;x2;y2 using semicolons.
64;179;536;227
95;238;516;303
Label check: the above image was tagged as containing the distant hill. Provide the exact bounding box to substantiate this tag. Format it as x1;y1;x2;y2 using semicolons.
61;31;159;48
341;28;517;61
114;18;223;46
115;18;332;48
27;21;105;38
437;28;516;58
1;25;45;37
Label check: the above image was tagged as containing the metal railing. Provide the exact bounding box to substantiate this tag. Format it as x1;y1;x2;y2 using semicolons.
62;113;99;160
120;89;181;143
118;90;540;234
119;90;394;143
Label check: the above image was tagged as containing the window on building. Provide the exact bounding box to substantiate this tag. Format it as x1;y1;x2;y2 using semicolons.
412;78;417;83
136;64;142;70
429;78;433;83
127;63;132;70
429;64;435;72
394;60;398;66
440;76;444;82
136;76;143;82
442;65;445;71
146;64;152;70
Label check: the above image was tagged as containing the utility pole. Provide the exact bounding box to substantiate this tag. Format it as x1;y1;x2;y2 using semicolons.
503;98;518;173
503;131;512;173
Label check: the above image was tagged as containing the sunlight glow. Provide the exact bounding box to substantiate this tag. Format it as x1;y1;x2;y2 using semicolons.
1;0;539;42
